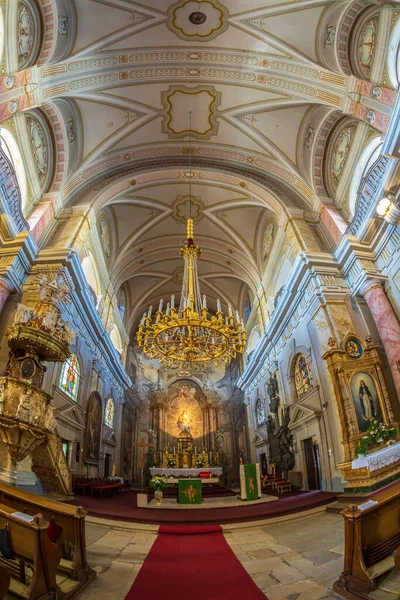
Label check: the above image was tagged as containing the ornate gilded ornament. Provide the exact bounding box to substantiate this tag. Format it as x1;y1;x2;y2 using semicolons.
168;0;228;41
345;337;363;359
136;218;246;367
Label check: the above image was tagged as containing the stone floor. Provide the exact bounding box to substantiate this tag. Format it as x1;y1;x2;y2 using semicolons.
76;511;344;600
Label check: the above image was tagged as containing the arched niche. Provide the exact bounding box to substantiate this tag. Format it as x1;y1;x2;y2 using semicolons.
0;126;28;216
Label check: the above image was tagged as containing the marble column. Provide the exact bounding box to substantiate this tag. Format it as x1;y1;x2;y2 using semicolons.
0;277;12;316
361;281;400;401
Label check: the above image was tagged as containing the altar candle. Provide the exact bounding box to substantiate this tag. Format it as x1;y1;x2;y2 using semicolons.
173;446;176;455
194;446;197;455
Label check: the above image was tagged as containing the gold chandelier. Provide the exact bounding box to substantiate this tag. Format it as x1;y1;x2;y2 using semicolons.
136;216;247;367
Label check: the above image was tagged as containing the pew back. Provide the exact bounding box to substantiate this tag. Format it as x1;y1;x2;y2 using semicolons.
334;483;400;599
0;503;60;600
0;481;91;580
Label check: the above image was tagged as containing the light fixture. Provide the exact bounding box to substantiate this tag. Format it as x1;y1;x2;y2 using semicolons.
136;115;246;368
376;196;392;216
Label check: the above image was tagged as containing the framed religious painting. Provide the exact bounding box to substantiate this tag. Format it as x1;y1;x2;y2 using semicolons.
349;371;383;433
83;391;103;464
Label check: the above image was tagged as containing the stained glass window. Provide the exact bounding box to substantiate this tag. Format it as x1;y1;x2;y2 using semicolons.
59;353;80;401
294;354;313;399
104;398;115;428
255;398;266;427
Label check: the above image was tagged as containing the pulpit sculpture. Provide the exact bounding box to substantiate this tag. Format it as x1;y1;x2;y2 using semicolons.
0;270;76;495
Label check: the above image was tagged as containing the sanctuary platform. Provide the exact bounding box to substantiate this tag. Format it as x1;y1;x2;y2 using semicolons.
147;494;277;509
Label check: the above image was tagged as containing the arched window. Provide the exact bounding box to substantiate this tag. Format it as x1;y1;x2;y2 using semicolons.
349;136;383;216
117;288;126;322
0;127;28;214
387;18;400;88
59;353;80;401
255;398;266;427
81;255;100;303
294;354;313;399
104;398;115;428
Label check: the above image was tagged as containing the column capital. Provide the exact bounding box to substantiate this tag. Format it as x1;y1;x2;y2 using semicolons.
359;279;386;297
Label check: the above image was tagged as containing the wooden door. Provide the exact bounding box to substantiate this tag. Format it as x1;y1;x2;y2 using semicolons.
303;437;321;490
104;453;111;478
260;453;268;475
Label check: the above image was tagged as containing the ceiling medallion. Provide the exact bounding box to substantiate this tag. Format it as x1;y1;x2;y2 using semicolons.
168;0;228;42
189;11;207;25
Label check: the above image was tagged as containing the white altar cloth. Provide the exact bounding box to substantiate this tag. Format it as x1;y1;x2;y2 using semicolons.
150;467;222;477
351;442;400;472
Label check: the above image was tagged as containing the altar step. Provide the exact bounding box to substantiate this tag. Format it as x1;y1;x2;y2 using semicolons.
162;485;236;499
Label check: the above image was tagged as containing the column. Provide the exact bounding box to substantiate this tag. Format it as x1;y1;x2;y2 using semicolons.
361;281;400;400
0;278;12;316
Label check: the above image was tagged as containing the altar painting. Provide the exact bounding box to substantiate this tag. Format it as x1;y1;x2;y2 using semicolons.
84;392;103;463
167;380;203;441
350;372;382;433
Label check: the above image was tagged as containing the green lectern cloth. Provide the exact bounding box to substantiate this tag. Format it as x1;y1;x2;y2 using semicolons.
178;479;202;504
244;464;258;500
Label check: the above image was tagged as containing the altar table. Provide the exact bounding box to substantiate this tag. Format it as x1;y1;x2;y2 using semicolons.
352;442;400;472
150;467;222;477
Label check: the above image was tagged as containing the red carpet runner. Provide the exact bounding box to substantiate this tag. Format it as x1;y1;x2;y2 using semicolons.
125;524;268;600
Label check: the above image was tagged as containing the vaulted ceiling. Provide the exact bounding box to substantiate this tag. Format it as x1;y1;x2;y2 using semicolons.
37;0;359;333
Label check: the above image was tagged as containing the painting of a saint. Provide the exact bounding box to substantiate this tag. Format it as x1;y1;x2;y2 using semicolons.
350;372;382;432
84;392;103;463
294;354;313;399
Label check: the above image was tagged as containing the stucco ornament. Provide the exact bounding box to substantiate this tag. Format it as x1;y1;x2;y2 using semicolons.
356;16;378;78
329;123;356;192
172;195;204;224
99;218;111;258
18;1;35;69
168;0;228;41
27;116;48;185
263;221;275;262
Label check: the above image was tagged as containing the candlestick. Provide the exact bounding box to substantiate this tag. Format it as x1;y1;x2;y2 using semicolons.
147;305;152;318
171;294;175;309
140;312;146;325
158;299;163;312
194;446;197;454
217;298;221;312
173;446;176;455
202;294;207;309
228;303;232;317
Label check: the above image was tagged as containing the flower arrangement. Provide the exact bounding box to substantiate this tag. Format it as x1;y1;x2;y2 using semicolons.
149;476;169;491
195;460;205;468
355;419;397;458
167;458;177;468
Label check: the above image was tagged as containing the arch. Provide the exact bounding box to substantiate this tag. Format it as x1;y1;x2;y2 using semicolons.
81;254;100;298
117;287;126;323
349;136;383;216
293;354;314;399
255;398;266;428
59;353;81;401
0;127;28;215
104;397;115;429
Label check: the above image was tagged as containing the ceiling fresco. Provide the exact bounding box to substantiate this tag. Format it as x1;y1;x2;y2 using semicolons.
32;0;385;336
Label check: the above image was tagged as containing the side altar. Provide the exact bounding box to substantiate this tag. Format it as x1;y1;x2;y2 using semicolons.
322;332;400;493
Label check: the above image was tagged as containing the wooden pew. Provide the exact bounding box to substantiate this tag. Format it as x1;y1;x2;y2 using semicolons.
334;483;400;599
0;503;60;600
0;481;95;583
0;566;10;599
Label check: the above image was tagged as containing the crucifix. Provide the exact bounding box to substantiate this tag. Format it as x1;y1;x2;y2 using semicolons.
133;438;152;493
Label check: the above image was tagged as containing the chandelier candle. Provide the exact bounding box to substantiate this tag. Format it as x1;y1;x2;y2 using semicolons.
136;218;247;367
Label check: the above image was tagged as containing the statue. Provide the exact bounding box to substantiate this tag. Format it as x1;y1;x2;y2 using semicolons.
177;410;192;433
63;321;76;345
0;382;5;415
14;304;36;325
177;385;196;405
37;273;69;305
17;389;37;424
276;407;295;478
42;309;57;332
267;414;275;436
44;403;57;431
215;428;224;452
267;374;280;414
